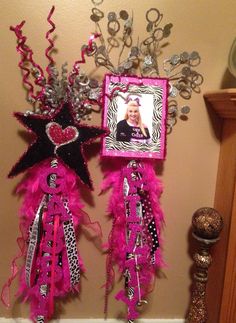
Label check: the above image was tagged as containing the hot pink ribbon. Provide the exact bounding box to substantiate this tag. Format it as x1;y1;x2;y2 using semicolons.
1;224;26;307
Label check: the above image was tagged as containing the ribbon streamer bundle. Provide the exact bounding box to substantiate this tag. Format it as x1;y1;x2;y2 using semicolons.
18;160;82;321
103;160;164;322
100;73;168;322
2;7;105;323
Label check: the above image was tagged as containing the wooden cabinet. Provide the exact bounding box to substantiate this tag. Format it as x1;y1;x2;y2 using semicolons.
204;89;236;323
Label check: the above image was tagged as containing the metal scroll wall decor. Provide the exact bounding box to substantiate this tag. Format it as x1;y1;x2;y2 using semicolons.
1;2;203;323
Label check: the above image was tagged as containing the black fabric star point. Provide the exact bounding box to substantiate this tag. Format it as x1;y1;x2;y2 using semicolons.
8;103;107;189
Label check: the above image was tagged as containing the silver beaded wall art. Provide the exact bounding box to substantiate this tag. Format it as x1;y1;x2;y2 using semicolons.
84;0;203;132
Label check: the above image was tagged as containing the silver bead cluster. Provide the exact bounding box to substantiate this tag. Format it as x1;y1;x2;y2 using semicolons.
89;3;135;75
29;63;102;122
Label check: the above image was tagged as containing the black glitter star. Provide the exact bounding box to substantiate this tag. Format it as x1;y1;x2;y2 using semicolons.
8;103;107;189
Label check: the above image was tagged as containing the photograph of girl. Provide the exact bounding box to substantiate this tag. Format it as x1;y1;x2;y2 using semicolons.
116;95;151;143
102;75;167;159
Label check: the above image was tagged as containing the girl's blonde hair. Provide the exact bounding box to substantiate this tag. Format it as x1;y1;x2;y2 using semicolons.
124;101;147;137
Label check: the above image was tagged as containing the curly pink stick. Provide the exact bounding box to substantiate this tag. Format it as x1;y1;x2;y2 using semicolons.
26;48;45;100
10;21;46;102
10;21;36;100
45;6;56;80
68;33;101;86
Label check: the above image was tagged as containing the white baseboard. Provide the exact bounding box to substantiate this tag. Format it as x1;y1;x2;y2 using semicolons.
0;319;185;323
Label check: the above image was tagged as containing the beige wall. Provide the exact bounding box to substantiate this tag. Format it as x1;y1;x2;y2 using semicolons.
0;0;235;320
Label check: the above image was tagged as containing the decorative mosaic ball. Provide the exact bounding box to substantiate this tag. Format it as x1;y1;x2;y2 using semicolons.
192;207;223;239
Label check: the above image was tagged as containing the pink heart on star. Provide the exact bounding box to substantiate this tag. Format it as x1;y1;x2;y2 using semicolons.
46;122;79;147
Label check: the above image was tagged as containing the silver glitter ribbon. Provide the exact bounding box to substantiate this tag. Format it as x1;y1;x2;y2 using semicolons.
25;195;46;287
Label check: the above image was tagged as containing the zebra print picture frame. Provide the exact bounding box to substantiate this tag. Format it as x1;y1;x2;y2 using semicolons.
102;74;168;159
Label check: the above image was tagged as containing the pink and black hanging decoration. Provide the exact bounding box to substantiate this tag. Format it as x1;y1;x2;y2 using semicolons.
102;160;165;322
85;1;203;320
101;75;168;323
1;6;105;323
